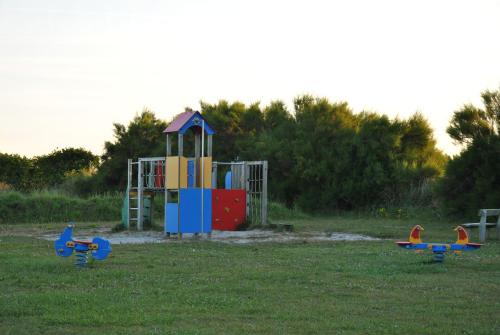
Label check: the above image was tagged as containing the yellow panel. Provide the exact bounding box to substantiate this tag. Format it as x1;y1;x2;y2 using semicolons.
180;157;187;188
198;156;212;189
166;156;187;189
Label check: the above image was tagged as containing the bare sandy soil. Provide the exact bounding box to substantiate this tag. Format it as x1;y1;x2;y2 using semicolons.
39;228;379;245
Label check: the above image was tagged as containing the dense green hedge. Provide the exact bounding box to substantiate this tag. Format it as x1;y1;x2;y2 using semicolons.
0;191;122;224
0;190;312;225
0;191;169;224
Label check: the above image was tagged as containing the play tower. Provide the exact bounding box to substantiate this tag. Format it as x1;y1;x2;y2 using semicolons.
122;111;268;235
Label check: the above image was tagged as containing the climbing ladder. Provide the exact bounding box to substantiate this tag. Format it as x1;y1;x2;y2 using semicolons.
123;157;166;230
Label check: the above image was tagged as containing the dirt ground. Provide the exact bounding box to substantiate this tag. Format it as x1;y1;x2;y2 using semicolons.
39;227;379;244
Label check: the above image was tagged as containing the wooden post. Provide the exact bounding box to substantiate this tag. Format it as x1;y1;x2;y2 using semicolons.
479;209;487;243
497;214;500;240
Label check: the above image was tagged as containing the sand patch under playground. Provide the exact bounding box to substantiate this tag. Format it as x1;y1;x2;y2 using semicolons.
40;228;379;245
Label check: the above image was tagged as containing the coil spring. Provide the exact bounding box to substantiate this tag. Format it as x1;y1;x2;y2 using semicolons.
434;253;445;263
75;251;89;268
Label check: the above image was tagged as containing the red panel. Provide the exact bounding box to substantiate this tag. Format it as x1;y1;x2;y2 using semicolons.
212;189;246;231
154;161;164;188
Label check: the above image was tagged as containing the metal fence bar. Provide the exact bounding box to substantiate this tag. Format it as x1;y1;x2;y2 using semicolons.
126;159;132;229
212;162;218;188
138;157;166;162
257;164;261;224
254;165;258;224
245;162;250;220
137;160;143;230
213;161;245;165
262;161;268;225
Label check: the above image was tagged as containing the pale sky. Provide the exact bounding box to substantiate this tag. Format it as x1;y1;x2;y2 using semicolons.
1;0;499;158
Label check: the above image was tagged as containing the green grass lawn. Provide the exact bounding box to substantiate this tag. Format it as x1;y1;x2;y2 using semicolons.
1;216;499;334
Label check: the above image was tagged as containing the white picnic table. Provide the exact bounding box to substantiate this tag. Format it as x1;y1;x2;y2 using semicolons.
462;209;500;243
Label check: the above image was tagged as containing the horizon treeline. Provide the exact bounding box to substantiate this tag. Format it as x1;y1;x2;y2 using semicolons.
1;89;499;218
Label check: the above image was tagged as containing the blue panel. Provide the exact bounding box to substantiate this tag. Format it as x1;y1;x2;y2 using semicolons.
165;203;179;233
202;189;212;233
187;160;195;188
432;245;448;253
225;171;232;189
179;112;215;135
179;188;212;233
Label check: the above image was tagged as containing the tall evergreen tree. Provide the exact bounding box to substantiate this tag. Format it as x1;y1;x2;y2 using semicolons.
441;87;500;217
98;108;167;189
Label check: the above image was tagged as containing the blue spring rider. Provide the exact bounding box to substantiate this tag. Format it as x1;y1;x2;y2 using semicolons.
54;223;112;267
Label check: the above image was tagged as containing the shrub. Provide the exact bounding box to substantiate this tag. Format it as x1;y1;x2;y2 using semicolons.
0;191;121;224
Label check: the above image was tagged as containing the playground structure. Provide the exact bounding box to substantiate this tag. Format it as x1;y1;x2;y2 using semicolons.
54;223;112;267
396;225;482;262
121;111;268;236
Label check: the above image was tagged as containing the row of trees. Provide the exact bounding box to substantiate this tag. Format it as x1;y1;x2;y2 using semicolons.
201;97;447;210
71;95;447;211
1;88;498;217
0;148;98;191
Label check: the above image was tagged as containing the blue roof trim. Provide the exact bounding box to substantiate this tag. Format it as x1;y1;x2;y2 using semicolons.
178;112;215;135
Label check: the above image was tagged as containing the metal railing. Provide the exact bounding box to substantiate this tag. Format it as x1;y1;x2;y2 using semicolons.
212;161;268;226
